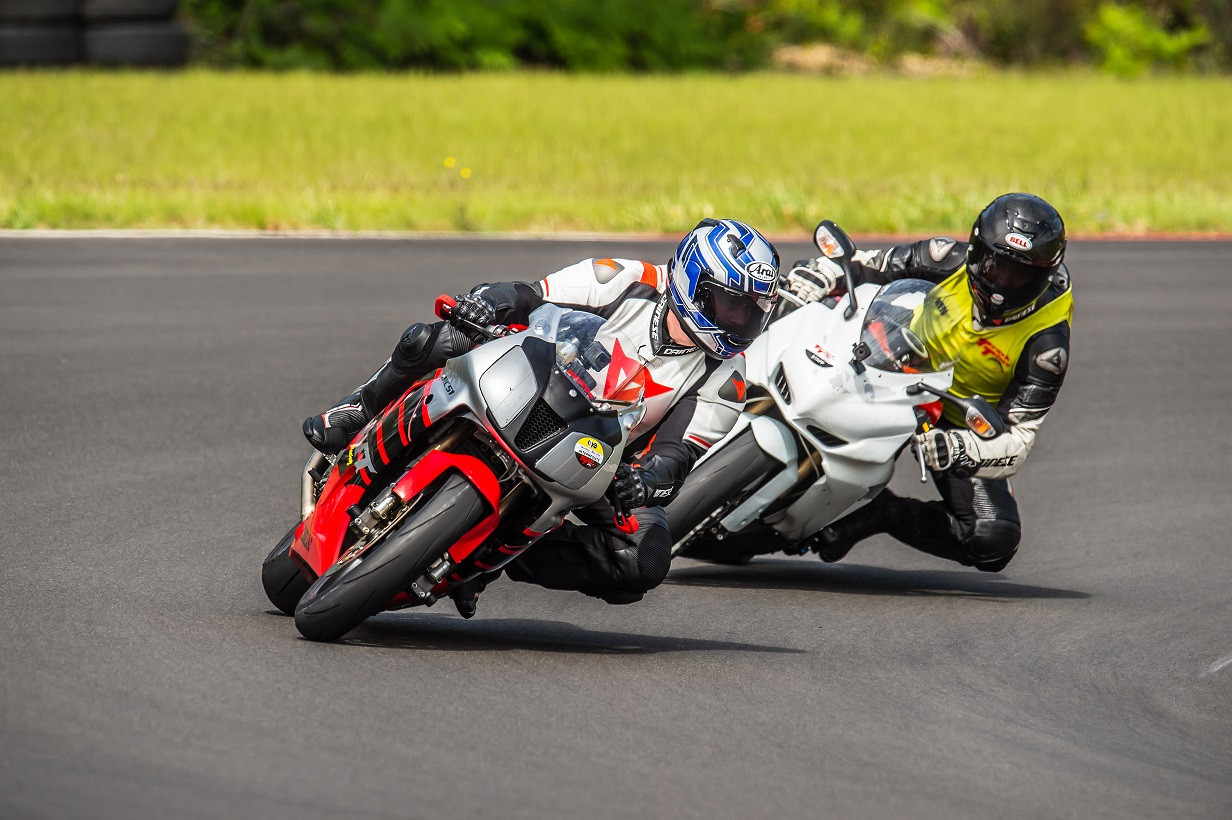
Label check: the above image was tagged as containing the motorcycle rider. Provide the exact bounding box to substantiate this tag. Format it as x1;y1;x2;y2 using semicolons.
783;193;1072;572
303;218;781;614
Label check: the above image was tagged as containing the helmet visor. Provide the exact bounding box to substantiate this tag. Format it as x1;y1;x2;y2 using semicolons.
968;241;1055;315
694;281;776;342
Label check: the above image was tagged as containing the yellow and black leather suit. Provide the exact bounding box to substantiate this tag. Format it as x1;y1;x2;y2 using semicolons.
857;237;1073;480
808;235;1074;572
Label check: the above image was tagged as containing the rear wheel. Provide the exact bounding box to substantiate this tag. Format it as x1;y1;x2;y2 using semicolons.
294;472;486;642
665;427;781;558
262;525;310;616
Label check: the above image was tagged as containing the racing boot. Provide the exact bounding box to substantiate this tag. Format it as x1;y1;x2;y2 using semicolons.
303;322;477;456
302;356;420;455
812;489;990;568
302;390;371;456
808;490;893;562
450;571;501;619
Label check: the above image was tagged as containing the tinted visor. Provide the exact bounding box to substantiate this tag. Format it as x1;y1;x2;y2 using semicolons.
694;281;775;342
968;240;1055;316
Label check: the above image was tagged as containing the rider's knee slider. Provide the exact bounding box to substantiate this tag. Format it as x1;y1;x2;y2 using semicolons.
965;518;1021;571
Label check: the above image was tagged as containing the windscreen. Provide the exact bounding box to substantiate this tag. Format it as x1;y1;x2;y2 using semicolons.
858;279;957;374
552;310;646;408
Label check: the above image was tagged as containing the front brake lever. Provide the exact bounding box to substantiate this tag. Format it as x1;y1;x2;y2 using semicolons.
607;483;639;534
915;422;931;483
434;294;502;341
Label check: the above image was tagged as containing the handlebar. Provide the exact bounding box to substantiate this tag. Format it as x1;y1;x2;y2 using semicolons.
434;294;525;341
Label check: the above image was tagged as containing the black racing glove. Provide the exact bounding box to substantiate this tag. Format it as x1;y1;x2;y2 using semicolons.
449;292;496;344
612;463;653;510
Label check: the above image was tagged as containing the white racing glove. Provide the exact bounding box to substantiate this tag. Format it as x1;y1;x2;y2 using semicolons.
914;428;981;475
784;256;844;303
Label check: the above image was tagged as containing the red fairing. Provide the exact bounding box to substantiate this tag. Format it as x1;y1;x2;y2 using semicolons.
391;450;502;563
293;449;504;589
291;477;364;578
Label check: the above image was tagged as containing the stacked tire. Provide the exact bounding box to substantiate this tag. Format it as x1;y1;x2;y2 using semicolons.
0;0;187;67
83;0;187;67
0;1;81;66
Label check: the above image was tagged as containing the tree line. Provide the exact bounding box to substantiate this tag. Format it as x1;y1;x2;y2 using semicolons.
183;0;1231;74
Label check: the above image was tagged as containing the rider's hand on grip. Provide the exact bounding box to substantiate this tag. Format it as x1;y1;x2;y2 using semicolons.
612;463;651;511
449;293;497;344
914;429;980;475
785;256;842;303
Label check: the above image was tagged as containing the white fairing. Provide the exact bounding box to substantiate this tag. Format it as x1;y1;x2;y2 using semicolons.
695;283;954;542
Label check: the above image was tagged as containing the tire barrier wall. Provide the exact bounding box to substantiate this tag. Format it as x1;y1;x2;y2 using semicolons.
0;0;186;67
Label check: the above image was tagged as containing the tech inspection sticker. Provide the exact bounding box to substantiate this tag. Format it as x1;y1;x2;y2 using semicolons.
574;437;605;468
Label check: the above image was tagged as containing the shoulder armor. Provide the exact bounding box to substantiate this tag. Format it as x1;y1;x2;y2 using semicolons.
911;237;967;275
591;258;625;284
1023;321;1071;384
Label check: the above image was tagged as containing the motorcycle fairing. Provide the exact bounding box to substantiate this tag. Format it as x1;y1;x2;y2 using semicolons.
289;304;648;619
697;283;957;542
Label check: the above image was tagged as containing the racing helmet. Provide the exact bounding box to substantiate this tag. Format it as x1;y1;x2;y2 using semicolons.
667;218;780;358
966;193;1066;326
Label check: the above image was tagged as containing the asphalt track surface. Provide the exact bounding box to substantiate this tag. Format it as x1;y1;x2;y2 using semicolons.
1;237;1230;819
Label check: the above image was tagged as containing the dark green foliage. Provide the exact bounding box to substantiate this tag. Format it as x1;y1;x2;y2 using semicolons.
181;0;768;70
180;0;1230;71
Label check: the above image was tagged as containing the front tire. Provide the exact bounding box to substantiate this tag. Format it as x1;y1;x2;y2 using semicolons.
293;472;487;642
664;427;781;558
262;525;311;615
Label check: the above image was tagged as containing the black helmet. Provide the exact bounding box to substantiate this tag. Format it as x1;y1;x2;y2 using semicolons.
966;193;1066;325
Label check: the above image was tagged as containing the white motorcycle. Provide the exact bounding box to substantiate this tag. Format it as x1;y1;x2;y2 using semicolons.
665;221;1004;563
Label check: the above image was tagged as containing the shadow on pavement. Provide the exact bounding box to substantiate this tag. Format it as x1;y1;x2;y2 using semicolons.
666;559;1090;601
338;615;807;655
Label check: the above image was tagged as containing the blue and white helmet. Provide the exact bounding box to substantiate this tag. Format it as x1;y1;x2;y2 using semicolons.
667;218;780;358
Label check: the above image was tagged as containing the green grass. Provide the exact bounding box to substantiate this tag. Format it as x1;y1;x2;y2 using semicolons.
2;70;1231;234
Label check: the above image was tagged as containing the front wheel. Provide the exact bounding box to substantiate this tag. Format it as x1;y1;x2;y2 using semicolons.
664;426;781;558
293;472;487;642
262;525;310;616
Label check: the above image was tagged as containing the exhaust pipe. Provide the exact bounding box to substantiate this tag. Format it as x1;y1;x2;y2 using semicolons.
300;451;330;520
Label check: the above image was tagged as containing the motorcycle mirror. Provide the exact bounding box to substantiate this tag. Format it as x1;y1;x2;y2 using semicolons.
813;220;860;321
905;383;1007;439
960;395;1006;439
813;220;855;260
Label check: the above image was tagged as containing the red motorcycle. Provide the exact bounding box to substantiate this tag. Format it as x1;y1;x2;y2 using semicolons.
262;299;648;641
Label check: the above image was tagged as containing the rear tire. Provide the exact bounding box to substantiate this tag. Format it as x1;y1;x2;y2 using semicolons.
262;525;310;616
664;427;781;558
294;473;487;642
